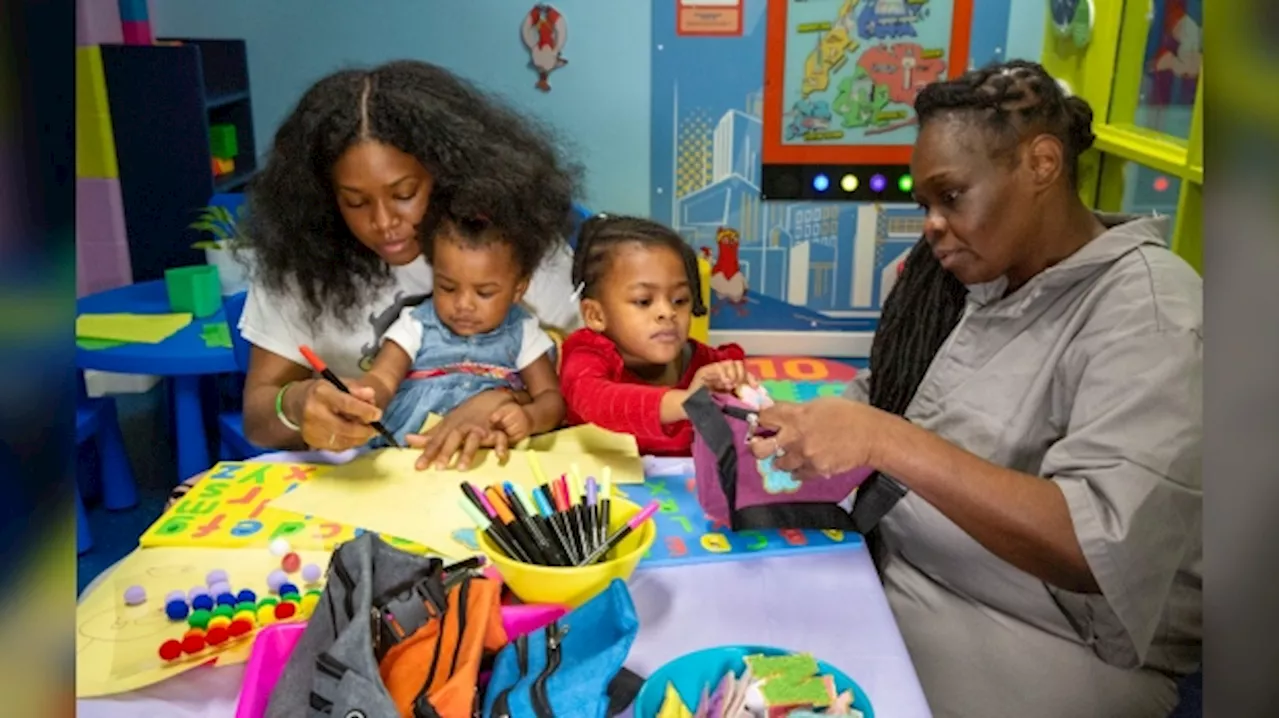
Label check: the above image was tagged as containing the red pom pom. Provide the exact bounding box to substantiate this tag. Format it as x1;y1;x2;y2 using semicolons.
274;601;297;620
282;552;302;573
181;634;206;654
158;639;183;661
228;619;253;637
205;626;229;645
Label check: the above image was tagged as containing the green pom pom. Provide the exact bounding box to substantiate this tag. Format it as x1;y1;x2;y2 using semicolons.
257;597;279;608
282;592;301;603
211;605;234;619
187;609;212;629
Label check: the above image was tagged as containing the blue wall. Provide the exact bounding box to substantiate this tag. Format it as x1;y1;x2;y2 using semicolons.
150;0;1041;217
149;0;653;215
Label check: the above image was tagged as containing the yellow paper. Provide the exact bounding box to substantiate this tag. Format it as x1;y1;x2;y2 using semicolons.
418;414;639;458
658;682;694;718
76;546;330;698
269;447;645;558
76;312;193;344
138;461;428;553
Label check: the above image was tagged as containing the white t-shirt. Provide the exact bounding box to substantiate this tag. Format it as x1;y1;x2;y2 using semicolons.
382;307;554;372
239;243;578;378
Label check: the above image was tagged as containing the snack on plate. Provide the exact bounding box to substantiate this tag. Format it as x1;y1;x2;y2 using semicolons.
687;652;863;718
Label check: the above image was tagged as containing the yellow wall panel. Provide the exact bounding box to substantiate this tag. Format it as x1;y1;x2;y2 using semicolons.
76;45;119;178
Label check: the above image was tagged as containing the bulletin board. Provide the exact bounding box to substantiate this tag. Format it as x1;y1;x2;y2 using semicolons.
760;0;974;202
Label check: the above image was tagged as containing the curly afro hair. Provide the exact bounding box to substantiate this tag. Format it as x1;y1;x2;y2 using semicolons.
242;60;582;327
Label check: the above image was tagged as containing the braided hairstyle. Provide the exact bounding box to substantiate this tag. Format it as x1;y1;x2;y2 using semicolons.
570;214;707;317
868;60;1092;416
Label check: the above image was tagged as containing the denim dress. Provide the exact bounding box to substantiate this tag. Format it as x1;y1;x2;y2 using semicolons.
374;302;527;447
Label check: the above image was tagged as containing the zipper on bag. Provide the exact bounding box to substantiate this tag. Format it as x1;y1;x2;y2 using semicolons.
530;622;567;718
490;632;529;718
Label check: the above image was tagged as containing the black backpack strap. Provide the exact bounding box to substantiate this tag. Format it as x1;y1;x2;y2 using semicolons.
734;501;856;531
607;667;646;716
849;471;909;535
682;388;746;531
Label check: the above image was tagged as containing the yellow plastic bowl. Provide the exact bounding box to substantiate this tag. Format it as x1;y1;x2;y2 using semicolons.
478;497;655;609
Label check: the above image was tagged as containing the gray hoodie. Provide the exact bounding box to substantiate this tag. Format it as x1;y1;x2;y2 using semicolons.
849;214;1202;718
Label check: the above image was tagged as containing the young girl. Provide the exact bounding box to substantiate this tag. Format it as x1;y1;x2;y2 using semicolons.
360;210;566;459
559;214;755;456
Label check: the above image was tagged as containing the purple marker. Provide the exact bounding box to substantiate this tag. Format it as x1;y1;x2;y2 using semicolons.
575;500;659;566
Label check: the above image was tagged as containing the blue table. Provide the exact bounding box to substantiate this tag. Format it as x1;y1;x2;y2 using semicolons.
76;280;238;482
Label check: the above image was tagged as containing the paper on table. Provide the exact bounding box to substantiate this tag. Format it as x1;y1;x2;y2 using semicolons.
76;312;193;344
269;447;645;558
76;546;331;698
418;414;640;458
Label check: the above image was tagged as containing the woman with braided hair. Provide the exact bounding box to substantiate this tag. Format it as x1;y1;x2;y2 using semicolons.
749;60;1201;716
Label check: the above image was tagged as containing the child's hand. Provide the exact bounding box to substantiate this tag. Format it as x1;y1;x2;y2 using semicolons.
489;402;533;446
689;360;758;394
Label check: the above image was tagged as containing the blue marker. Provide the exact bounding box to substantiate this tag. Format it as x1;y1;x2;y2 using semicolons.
534;483;577;564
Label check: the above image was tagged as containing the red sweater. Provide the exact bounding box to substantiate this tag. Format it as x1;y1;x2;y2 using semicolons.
559;328;746;456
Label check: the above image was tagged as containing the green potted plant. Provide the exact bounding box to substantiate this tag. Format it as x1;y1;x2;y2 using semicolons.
189;203;254;296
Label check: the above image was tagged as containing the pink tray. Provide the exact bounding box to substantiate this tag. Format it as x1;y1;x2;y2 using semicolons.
234;602;568;718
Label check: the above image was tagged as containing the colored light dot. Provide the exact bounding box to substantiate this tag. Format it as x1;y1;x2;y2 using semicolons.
840;174;858;192
898;174;913;192
869;174;887;192
1153;176;1170;192
812;173;830;192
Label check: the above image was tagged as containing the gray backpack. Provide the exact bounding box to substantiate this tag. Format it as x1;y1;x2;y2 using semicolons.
266;533;500;718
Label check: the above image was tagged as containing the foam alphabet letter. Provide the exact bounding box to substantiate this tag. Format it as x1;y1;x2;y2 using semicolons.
700;533;732;553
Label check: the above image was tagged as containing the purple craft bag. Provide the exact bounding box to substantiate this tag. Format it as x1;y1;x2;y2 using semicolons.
685;388;873;531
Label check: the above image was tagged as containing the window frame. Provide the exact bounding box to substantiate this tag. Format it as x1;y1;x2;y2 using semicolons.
1041;0;1204;271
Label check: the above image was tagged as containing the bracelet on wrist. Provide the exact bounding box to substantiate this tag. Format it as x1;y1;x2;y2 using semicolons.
275;381;302;432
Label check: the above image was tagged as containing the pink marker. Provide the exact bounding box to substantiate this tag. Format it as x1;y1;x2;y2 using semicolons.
575;500;659;566
473;484;499;518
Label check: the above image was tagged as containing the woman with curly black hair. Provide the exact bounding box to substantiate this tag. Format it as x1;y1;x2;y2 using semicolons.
748;61;1201;716
236;60;582;465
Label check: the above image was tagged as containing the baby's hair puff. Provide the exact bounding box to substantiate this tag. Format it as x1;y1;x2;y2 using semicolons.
569;214;708;317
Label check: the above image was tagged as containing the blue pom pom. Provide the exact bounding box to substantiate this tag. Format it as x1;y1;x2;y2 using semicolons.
276;582;298;597
236;589;257;604
165;599;190;621
215;592;238;607
191;594;215;611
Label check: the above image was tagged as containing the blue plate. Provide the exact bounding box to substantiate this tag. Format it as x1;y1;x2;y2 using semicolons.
634;644;874;717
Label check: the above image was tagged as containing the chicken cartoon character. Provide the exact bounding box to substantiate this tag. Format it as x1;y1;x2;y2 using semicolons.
521;4;568;93
709;227;749;316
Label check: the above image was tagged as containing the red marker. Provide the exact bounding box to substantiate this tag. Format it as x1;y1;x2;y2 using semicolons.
298;344;400;448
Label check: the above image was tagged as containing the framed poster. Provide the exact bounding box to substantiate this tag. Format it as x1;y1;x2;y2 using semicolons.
760;0;974;202
677;0;746;36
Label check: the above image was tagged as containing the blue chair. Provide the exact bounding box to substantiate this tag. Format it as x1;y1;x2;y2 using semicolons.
216;291;268;460
76;392;139;554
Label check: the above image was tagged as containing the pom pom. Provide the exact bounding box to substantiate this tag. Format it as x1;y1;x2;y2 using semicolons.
181;633;206;654
274;602;297;620
158;639;183;661
191;594;215;612
236;589;257;604
205;626;229;645
281;552;301;573
276;582;298;597
205;569;228;586
124;585;147;606
269;538;291;557
165;600;190;621
301;563;322;584
215;592;238;607
187;609;212;629
228;619;253;637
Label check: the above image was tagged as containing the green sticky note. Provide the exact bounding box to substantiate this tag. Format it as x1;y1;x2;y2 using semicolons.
201;321;232;349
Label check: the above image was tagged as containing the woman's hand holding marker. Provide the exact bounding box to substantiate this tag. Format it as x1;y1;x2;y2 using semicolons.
283;376;383;451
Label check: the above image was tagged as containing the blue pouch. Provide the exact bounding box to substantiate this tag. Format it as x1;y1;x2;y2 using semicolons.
483;580;645;718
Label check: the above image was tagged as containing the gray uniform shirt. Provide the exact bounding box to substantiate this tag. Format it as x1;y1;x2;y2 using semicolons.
847;214;1201;717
